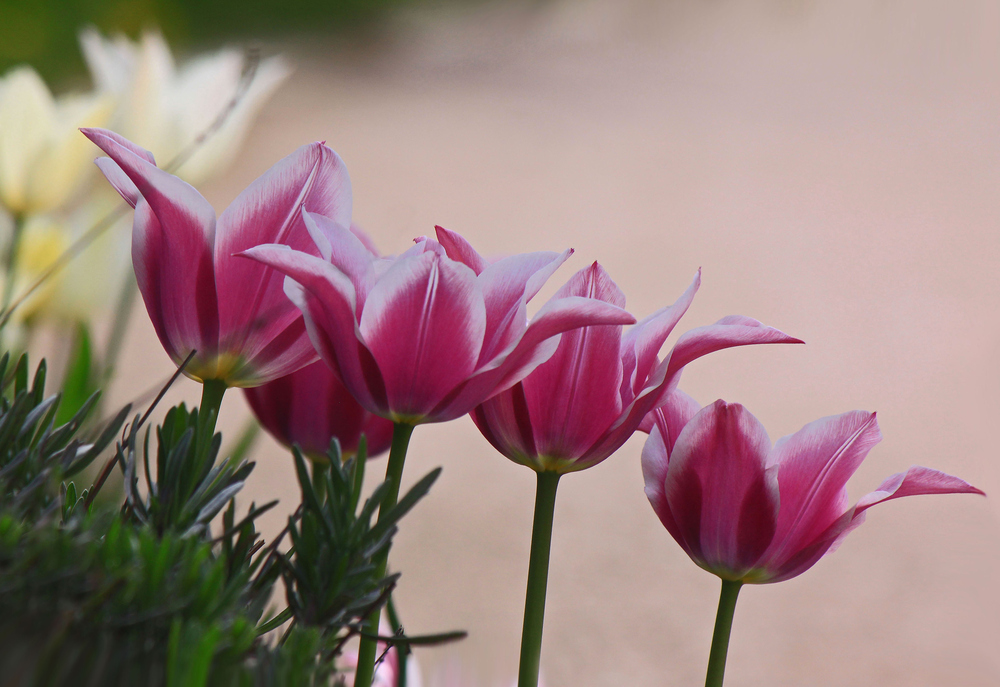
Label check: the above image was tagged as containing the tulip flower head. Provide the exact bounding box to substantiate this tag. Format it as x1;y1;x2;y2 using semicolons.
0;67;112;214
642;393;984;583
471;263;802;473
84;128;351;386
245;359;394;460
241;223;636;424
80;28;290;186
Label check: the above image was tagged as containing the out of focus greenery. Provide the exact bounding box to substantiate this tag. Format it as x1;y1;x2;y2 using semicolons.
0;0;434;86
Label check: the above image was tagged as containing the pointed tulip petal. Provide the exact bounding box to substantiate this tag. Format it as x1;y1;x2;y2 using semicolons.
519;263;626;462
665;401;779;577
434;225;490;275
360;251;486;420
131;198;219;374
302;210;379;309
476;249;571;362
94;157;140;207
81;127;217;253
620;270;700;405
764;411;881;566
239;244;385;412
855;466;984;514
214;143;351;366
433;295;635;423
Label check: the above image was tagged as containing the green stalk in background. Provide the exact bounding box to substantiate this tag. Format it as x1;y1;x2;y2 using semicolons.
353;421;415;687
517;471;560;687
704;579;743;687
197;378;227;459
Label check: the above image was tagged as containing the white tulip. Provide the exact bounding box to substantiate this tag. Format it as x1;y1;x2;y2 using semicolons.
0;67;112;215
79;27;291;185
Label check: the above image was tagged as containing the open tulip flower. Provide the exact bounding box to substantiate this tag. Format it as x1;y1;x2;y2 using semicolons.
83;127;351;387
471;263;801;474
467;263;799;687
241;221;635;425
245;358;394;461
242;219;634;687
641;392;983;686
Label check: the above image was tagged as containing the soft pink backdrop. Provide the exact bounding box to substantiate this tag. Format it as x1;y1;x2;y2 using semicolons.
112;1;1000;684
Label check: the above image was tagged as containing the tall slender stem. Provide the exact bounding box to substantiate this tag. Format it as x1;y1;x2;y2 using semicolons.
705;579;743;687
197;378;227;460
354;421;414;687
517;470;561;687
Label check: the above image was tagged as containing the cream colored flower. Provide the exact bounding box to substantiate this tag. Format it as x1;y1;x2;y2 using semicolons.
0;67;113;214
3;207;129;324
80;28;291;185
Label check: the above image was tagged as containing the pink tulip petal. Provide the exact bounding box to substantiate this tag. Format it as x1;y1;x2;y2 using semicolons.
664;316;803;390
239;245;386;413
130;197;218;377
82;128;217;252
82;128;156;164
620;270;700;406
214;143;350;366
434;225;490;275
302;211;379;309
665;401;779;577
435;295;635;423
854;465;984;514
359;251;486;420
471;383;539;469
476;249;572;362
520;263;626;461
763;411;881;568
95;157;141;207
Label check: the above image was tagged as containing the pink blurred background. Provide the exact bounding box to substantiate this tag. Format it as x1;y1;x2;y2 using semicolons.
109;1;1000;684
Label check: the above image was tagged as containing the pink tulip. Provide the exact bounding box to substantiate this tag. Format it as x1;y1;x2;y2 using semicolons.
470;263;801;473
82;127;351;386
240;222;636;424
642;393;984;583
245;359;394;460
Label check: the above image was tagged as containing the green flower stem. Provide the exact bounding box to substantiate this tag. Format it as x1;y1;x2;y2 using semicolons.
354;421;415;687
197;379;227;459
705;579;743;687
517;470;561;687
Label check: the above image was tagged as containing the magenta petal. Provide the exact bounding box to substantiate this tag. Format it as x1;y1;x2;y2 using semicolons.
642;389;702;448
359;251;486;420
434;225;490;275
82;128;156;164
519;264;626;462
131;198;218;373
82;129;217;252
476;249;572;362
665;401;778;578
244;359;394;459
764;411;881;567
435;295;635;423
214;143;351;370
855;465;984;514
665;316;803;389
302;211;379;310
470;382;539;469
95;157;141;208
620;270;700;406
239;244;385;413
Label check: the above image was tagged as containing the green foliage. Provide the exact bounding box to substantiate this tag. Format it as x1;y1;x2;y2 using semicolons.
0;351;450;684
0;352;129;521
278;439;440;648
